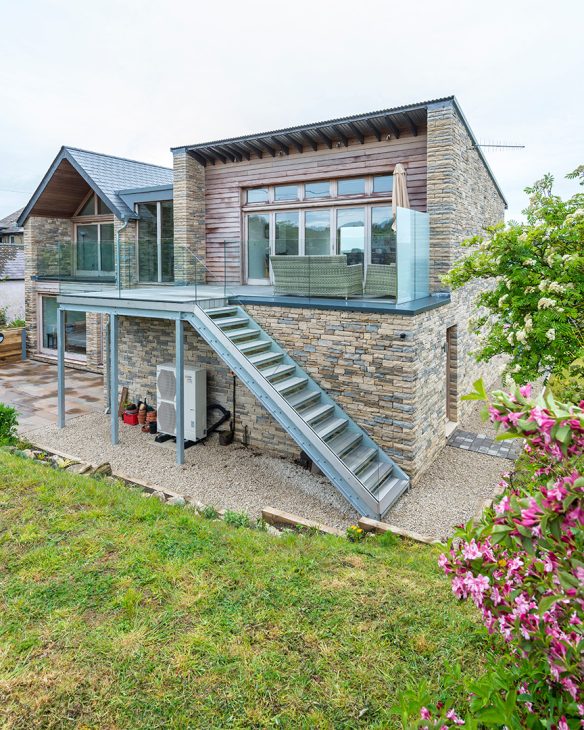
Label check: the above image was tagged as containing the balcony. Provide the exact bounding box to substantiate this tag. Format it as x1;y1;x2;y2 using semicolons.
42;208;434;311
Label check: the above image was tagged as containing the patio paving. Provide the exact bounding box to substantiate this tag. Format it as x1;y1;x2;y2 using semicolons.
0;359;103;434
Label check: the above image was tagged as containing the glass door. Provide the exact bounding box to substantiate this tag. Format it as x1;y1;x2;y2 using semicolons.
336;207;365;265
75;223;114;277
246;213;270;284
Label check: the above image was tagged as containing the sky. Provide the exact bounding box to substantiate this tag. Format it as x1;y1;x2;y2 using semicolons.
1;0;583;222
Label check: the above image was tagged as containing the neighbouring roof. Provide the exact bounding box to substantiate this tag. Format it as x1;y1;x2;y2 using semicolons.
18;148;173;226
172;95;506;206
0;243;24;279
0;208;24;234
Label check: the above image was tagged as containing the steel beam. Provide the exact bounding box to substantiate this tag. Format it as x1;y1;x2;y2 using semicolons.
175;319;184;465
57;306;65;428
110;313;119;445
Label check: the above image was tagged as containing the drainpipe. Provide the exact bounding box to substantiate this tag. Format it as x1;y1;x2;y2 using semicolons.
105;217;131;413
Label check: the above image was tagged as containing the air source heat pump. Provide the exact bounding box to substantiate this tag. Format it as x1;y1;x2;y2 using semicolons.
156;362;207;442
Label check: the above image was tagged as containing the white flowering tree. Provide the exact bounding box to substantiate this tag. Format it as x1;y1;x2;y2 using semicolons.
444;167;584;385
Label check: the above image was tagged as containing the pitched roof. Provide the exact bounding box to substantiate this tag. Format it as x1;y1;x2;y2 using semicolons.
0;208;24;234
0;243;24;279
18;147;172;226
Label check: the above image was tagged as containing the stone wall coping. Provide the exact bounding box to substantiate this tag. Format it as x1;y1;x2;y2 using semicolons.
233;294;451;316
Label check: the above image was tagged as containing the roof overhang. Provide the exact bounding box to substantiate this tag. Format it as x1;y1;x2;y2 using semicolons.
172;95;506;207
118;183;173;209
17;148;135;227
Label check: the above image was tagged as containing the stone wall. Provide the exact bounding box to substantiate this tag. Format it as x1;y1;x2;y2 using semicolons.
172;150;206;283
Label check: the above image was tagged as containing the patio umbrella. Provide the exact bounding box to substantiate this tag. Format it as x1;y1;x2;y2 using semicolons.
391;163;410;231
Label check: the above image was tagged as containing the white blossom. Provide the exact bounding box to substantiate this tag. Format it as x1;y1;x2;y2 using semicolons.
524;315;533;332
516;329;527;343
498;294;508;307
538;297;556;309
546;328;556;341
524;258;536;266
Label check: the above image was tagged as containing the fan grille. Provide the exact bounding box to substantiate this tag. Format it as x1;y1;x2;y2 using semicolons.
158;400;176;435
157;368;176;401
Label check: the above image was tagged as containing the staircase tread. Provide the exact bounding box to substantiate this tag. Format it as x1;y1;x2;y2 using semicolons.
360;461;393;491
327;430;362;456
259;363;296;379
285;388;320;409
226;328;259;339
299;402;335;423
314;416;348;439
247;351;283;365
216;316;249;327
205;306;238;316
237;339;271;353
342;445;377;472
273;375;308;393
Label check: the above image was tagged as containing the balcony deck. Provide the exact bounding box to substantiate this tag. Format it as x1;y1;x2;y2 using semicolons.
57;282;449;316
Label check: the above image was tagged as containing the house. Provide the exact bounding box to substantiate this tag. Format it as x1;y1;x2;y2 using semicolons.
0;208;25;322
17;96;506;519
0;208;24;245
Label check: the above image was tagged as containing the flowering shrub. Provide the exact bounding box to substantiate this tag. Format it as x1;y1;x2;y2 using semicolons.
443;167;584;385
347;525;365;542
425;381;583;728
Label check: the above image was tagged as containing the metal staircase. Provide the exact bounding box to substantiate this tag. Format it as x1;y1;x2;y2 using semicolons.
185;303;409;519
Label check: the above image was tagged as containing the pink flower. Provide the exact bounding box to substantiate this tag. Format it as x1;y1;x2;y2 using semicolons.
420;707;431;720
557;716;569;730
495;495;511;514
446;708;465;725
519;384;532;398
462;539;482;560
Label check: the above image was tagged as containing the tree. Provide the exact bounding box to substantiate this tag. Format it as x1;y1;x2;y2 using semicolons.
444;168;584;385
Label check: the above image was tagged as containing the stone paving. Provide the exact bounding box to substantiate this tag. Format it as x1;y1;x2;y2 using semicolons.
447;429;521;460
0;359;103;434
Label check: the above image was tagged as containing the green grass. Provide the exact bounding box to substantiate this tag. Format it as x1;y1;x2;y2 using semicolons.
0;450;490;729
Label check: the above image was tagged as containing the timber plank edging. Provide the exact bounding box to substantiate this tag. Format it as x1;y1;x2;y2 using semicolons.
262;507;345;536
358;516;440;545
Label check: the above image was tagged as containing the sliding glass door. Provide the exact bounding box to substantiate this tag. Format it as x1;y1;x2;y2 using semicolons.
247;213;270;283
137;202;174;283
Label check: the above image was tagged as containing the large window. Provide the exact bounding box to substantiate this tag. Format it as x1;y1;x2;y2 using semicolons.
336;208;365;264
76;193;113;216
371;206;395;264
41;296;86;357
247;213;270;282
305;210;331;255
244;173;393;205
75;223;114;275
137;201;174;283
274;211;299;256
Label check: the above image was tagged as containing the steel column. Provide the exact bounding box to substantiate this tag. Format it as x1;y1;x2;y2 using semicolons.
175;319;184;465
110;313;119;445
57;306;65;428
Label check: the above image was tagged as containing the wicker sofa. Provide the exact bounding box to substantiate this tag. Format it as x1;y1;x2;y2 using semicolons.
363;263;397;298
270;255;363;298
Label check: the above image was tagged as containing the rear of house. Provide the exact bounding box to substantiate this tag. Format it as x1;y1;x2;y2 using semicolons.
17;95;506;518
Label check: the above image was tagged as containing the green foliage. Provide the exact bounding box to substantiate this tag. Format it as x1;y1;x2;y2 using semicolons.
222;509;250;529
0;402;18;445
0;306;7;327
0;449;489;728
199;504;219;519
444;167;584;384
346;524;366;542
7;318;25;328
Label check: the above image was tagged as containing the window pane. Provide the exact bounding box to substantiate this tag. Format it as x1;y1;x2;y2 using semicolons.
247;213;270;280
138;203;158;282
274;184;298;201
97;197;113;214
161;201;174;282
336;208;365;265
305;210;330;256
41;297;86;355
42;296;58;350
77;194;95;216
65;310;86;355
76;224;99;271
337;178;365;196
371;206;396;265
305;181;330;199
274;211;299;256
373;175;393;194
100;223;115;272
247;188;269;204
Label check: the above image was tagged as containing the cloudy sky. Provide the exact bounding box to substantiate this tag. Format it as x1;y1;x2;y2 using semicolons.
1;0;582;221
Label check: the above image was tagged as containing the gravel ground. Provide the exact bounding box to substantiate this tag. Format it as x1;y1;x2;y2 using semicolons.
23;372;519;538
26;413;359;529
384;447;508;541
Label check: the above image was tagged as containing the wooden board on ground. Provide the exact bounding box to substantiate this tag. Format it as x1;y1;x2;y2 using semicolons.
262;507;344;536
358;516;438;545
0;328;23;362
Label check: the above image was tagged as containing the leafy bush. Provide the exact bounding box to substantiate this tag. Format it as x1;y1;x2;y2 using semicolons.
223;509;250;529
0;403;18;445
444;167;584;384
409;381;583;728
0;307;7;327
7;318;25;328
200;505;219;519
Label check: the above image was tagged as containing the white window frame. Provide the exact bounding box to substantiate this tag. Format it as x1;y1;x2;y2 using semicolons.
74;222;114;277
38;293;87;361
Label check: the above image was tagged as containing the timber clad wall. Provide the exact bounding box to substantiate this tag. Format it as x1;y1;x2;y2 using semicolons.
200;129;428;284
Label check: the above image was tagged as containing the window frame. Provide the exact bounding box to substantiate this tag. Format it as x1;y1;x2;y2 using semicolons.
38;293;87;361
136;201;174;283
74;222;115;277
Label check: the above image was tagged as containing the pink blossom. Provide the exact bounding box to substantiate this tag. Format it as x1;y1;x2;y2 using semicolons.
557;716;569;730
446;708;465;725
519;384;532;398
462;539;482;560
420;707;431;720
495;495;511;514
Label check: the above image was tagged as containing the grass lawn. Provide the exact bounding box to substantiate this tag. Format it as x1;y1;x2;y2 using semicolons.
0;449;491;729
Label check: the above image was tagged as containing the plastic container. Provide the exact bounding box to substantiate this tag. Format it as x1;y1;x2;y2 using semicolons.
123;411;139;426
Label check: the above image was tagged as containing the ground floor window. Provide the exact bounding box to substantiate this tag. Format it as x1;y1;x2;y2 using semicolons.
245;205;395;281
75;223;115;276
41;296;86;357
137;201;174;283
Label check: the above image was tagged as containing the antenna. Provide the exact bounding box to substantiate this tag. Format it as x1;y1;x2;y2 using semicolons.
468;139;525;151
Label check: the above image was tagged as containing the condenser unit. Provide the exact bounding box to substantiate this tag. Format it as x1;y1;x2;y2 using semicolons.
156;362;207;442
